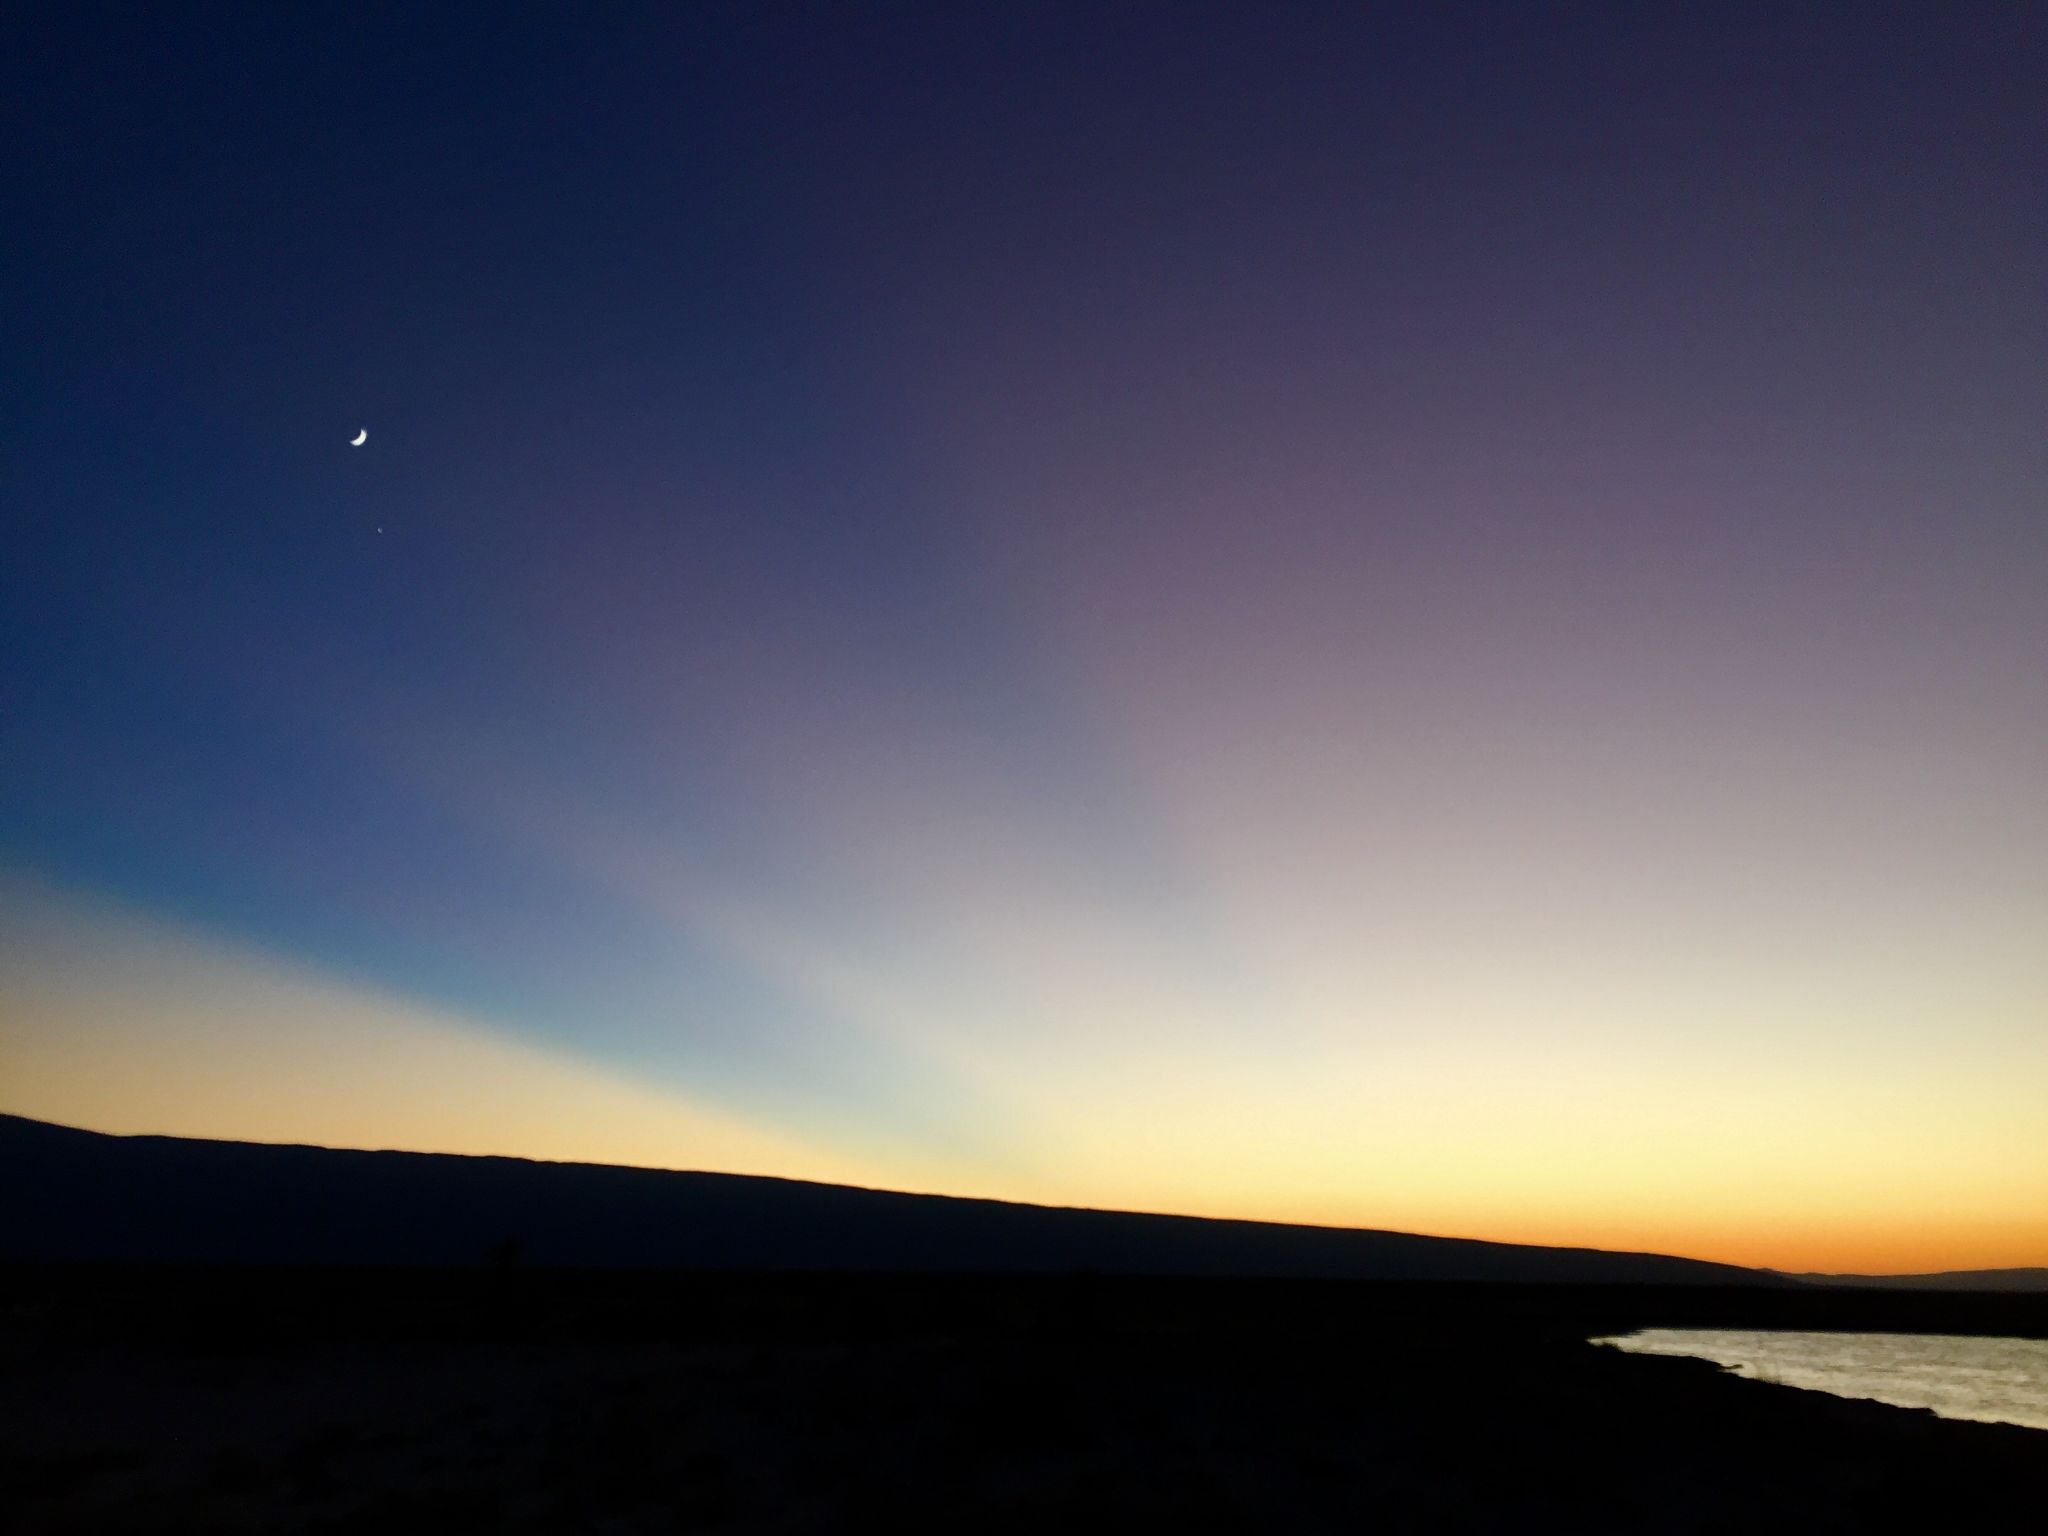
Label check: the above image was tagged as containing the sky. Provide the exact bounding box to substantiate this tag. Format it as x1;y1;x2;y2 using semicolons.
4;2;2044;1274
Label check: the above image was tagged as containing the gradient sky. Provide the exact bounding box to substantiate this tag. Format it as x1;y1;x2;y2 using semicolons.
5;3;2044;1273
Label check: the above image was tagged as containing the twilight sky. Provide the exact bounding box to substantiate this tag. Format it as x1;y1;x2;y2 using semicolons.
4;3;2044;1272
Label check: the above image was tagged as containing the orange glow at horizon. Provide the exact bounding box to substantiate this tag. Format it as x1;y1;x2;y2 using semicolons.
5;875;2042;1278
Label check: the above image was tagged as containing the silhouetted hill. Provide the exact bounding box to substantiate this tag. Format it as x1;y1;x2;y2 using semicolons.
1787;1268;2048;1293
0;1114;1778;1284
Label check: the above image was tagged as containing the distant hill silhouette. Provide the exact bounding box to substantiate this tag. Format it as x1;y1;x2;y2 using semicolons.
1786;1268;2048;1293
0;1114;1782;1284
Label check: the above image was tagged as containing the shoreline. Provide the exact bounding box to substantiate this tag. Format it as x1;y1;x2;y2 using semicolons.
1592;1327;2048;1434
1596;1338;2048;1437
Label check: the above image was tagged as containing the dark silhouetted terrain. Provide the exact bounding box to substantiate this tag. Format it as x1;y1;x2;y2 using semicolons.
3;1266;2044;1533
1;1114;1771;1284
7;1117;2045;1530
1784;1267;2048;1292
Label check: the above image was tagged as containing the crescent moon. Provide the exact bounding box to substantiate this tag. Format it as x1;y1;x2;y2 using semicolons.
350;429;368;446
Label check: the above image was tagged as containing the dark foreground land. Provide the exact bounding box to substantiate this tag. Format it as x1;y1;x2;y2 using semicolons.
4;1268;2043;1534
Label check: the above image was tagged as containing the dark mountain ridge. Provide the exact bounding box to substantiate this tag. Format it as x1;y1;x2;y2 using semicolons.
1783;1267;2048;1293
1;1113;1778;1284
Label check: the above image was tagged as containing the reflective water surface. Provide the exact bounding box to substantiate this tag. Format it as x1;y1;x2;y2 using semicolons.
1592;1329;2048;1431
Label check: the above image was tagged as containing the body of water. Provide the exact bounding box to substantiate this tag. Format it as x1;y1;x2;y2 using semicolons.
1592;1329;2048;1432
